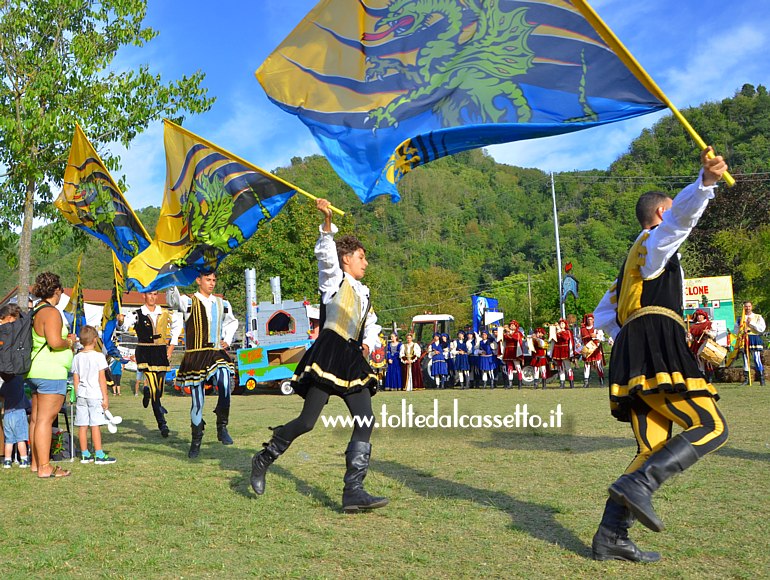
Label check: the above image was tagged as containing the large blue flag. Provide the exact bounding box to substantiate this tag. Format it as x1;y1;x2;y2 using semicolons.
257;0;666;203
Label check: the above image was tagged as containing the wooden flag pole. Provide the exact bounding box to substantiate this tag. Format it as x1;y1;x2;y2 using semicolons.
572;0;735;187
163;119;346;216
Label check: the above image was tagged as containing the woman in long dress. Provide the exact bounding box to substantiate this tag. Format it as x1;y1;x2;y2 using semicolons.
400;333;423;391
383;333;403;391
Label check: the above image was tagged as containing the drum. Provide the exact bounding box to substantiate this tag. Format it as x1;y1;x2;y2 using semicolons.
698;339;727;367
521;366;536;383
581;341;598;359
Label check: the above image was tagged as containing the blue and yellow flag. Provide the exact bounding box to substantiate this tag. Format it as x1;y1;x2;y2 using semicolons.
64;255;88;335
127;120;298;292
55;125;152;263
257;0;666;203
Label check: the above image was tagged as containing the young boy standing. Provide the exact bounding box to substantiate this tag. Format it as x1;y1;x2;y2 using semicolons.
1;304;30;469
72;326;116;465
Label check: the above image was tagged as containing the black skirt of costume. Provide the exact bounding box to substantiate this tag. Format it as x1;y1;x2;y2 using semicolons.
609;314;719;422
177;349;234;389
135;345;170;373
291;329;378;398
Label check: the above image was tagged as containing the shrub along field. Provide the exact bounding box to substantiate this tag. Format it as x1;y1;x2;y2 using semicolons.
1;378;767;578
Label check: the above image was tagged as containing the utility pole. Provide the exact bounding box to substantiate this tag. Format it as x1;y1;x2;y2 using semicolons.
551;172;566;319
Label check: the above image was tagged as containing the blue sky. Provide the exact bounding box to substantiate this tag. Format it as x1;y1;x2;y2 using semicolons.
110;0;770;210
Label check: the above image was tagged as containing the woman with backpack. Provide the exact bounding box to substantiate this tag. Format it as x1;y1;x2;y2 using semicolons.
27;272;77;478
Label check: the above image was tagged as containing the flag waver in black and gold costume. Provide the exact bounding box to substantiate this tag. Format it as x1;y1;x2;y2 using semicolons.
118;292;182;438
591;148;730;563
249;198;388;513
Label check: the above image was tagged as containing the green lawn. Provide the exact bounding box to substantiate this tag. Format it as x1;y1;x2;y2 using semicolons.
2;379;767;578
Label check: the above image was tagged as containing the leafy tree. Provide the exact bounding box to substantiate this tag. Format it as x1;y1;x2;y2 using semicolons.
0;0;213;308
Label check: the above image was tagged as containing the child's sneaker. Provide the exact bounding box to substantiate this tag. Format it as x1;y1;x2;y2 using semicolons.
94;454;117;465
2;459;11;469
19;458;30;469
80;453;93;464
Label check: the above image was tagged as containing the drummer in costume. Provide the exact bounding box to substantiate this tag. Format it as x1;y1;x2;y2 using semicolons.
400;332;423;391
467;331;480;388
118;291;182;438
552;319;575;389
250;198;388;512
452;331;470;389
167;274;238;458
733;301;766;386
688;309;717;384
580;313;605;388
591;148;729;562
530;328;549;390
383;333;403;391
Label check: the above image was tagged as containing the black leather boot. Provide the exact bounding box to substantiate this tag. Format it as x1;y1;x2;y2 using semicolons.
342;441;389;513
152;400;169;438
214;406;234;445
188;420;205;459
250;426;291;495
758;371;766;386
609;435;699;532
599;376;605;387
517;377;522;389
742;370;750;385
541;378;547;390
559;380;565;389
569;378;575;388
142;385;150;409
592;498;661;562
583;378;590;388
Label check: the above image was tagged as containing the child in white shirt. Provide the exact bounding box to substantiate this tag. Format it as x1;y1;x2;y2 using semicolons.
72;326;116;464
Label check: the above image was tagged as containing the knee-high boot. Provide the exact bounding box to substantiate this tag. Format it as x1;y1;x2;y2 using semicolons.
214;406;234;445
609;435;699;532
592;498;661;562
188;420;206;459
151;400;169;438
342;441;389;513
250;426;291;495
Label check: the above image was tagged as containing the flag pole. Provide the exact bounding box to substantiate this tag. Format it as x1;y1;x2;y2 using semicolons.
572;0;735;187
163;119;346;216
551;173;566;320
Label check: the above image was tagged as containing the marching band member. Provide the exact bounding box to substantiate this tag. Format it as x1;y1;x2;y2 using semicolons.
478;330;497;388
580;313;605;388
400;333;423;391
551;319;575;389
429;333;449;389
530;327;549;390
167;273;238;458
452;330;470;389
467;331;480;388
688;309;716;384
118;291;182;438
502;321;524;389
591;148;729;562
733;301;766;386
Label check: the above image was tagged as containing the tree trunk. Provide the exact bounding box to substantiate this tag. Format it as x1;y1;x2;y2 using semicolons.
17;177;36;313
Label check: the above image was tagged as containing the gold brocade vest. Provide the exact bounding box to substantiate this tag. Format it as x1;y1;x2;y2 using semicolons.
135;308;171;346
614;231;684;328
321;277;370;343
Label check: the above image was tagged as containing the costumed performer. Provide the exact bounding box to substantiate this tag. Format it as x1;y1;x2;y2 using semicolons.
401;332;423;391
167;273;238;458
580;313;605;388
118;291;182;437
590;148;729;562
733;301;765;386
249;198;388;512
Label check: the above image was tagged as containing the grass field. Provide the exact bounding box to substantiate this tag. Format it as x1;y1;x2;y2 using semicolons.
1;377;768;579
